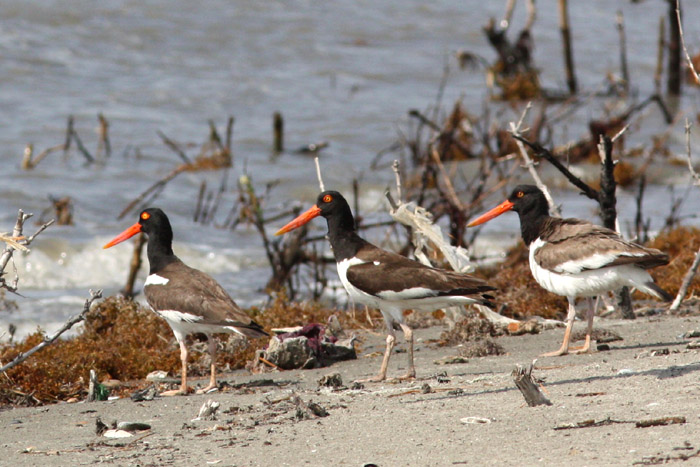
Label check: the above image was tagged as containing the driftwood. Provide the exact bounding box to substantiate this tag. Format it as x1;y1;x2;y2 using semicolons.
0;289;102;372
512;361;552;406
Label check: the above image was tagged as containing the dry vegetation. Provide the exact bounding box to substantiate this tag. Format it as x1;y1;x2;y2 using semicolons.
0;294;351;406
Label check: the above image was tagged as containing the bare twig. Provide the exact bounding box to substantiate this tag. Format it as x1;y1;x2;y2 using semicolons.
157;130;192;165
0;289;102;372
509;103;561;216
675;0;699;85
314;157;325;192
118;166;187;219
616;10;629;93
1;211;55;293
670;120;700;310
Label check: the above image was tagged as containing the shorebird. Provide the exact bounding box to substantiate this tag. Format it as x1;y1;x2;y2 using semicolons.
468;184;671;356
276;191;495;382
104;208;267;395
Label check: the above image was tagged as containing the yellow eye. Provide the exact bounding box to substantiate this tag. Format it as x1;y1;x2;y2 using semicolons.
517;191;524;198
323;194;333;203
141;212;151;220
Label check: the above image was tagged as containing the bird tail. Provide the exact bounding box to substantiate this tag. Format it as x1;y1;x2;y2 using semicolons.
236;321;269;338
642;282;673;302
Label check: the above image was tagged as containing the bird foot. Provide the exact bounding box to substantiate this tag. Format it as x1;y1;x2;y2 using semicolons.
160;387;192;396
387;371;416;382
196;384;219;395
354;374;387;383
539;348;569;357
568;344;594;355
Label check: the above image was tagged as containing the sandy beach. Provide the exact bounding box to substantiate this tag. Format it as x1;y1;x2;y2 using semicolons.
2;312;700;466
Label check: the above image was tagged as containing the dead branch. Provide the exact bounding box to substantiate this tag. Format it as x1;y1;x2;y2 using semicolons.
70;125;95;164
123;233;146;299
97;113;111;159
670;120;700;310
157;130;192;165
117;165;187;220
667;0;682;95
0;289;102;372
675;0;699;84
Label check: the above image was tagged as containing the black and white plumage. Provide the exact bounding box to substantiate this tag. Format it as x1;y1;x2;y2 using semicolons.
104;208;267;395
469;184;671;356
276;191;495;381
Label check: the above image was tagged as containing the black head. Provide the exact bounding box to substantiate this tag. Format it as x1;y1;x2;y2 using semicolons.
276;190;356;236
507;185;550;217
104;207;173;250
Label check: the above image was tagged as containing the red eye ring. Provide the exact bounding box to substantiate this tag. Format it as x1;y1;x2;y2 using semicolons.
517;191;524;198
323;194;332;203
141;212;150;220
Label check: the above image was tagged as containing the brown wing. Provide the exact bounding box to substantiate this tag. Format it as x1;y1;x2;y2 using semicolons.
346;244;495;300
534;218;669;274
145;260;267;338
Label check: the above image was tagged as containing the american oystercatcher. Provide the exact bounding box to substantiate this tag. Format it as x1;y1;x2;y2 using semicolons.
104;208;267;395
468;184;671;356
276;191;495;382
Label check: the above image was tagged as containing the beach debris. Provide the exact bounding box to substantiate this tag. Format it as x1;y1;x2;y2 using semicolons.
193;400;220;421
651;348;670;356
553;416;685;431
131;385;158;402
146;370;169;381
512;360;552;407
95;417;109;436
687;341;700;350
86;369;109;402
684;330;700;339
103;429;133;438
259;323;356;370
434;355;469;365
117;421;152;432
460;416;492;424
422;383;432;394
318;372;343;388
350;382;364;390
636;416;686;428
440;316;505;358
554;418;629;430
291;393;328;419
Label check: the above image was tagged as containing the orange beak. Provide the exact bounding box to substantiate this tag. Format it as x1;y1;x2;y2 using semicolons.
103;223;143;249
275;205;322;235
467;199;514;227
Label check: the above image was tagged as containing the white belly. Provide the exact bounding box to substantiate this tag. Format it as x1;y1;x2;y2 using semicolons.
528;239;653;298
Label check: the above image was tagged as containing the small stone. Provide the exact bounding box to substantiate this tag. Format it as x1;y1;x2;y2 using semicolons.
146;370;169;381
318;372;343;388
687;341;700;350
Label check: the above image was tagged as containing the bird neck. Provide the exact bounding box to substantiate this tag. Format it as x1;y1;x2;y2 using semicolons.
146;231;178;274
326;212;365;261
518;210;551;246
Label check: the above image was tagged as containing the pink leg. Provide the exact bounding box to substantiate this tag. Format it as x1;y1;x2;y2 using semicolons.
162;339;190;396
540;298;576;357
197;337;219;394
570;297;595;354
395;324;416;381
357;332;396;383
